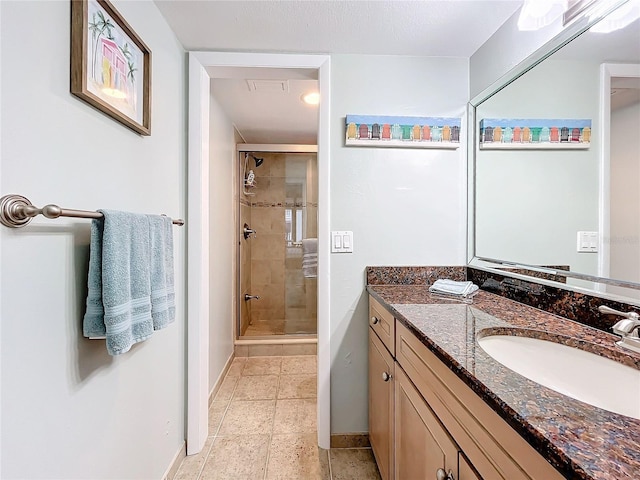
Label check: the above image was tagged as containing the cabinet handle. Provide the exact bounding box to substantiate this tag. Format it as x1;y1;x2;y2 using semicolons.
436;468;455;480
371;316;380;325
382;372;392;382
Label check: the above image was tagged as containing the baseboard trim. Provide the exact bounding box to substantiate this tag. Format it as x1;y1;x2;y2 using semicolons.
330;433;371;448
162;441;186;480
208;352;235;406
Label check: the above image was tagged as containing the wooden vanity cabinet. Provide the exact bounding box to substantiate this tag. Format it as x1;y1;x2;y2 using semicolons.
395;320;564;480
369;295;395;355
367;294;565;480
395;365;459;480
369;295;397;480
369;328;395;480
459;453;482;480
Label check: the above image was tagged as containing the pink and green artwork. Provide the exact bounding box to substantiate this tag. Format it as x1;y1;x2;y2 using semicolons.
86;0;144;123
71;0;151;135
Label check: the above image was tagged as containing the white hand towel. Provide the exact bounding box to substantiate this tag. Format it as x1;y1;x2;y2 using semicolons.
429;279;479;298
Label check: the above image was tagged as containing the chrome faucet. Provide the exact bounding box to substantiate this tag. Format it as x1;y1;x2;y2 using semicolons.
243;223;257;239
598;305;640;353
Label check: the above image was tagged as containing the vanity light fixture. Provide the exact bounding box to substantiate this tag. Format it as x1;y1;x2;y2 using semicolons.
518;0;568;30
589;0;640;33
301;91;320;105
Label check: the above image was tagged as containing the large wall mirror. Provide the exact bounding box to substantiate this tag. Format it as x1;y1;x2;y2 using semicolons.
469;0;640;302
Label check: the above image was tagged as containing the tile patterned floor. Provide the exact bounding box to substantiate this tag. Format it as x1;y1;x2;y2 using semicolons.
173;355;381;480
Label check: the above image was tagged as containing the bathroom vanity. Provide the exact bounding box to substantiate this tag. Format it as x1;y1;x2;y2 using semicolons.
367;282;640;480
366;2;640;478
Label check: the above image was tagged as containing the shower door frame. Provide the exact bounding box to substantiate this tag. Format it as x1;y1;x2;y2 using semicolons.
236;144;319;341
187;52;331;454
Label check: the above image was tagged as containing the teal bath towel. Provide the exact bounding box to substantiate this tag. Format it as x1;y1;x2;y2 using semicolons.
83;210;175;355
148;215;176;330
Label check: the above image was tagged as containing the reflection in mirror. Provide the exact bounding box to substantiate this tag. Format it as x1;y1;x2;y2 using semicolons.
471;1;640;301
607;65;640;298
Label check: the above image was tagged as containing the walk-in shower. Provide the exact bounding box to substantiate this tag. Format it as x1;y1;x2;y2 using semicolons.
237;147;318;338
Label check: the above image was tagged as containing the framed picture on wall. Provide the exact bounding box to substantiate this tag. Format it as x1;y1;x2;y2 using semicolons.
479;118;592;150
345;115;461;149
71;0;151;135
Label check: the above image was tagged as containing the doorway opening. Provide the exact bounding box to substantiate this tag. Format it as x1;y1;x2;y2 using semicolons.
187;52;331;453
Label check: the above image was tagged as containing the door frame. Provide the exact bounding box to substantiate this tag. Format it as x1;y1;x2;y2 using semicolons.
187;52;331;453
598;62;640;283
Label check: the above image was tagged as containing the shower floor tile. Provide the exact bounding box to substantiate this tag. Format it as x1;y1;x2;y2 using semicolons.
244;318;316;336
172;355;381;480
245;319;286;336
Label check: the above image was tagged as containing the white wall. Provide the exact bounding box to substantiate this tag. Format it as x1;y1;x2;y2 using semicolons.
475;59;600;277
470;7;566;99
0;1;186;478
329;55;468;434
208;90;236;392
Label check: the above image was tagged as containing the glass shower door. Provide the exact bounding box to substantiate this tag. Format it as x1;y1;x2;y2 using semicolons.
238;150;317;337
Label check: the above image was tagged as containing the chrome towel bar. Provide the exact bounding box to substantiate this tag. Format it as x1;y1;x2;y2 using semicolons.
0;194;185;228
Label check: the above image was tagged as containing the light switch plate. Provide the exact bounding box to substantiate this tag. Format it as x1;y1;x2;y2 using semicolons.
577;231;598;253
331;231;353;253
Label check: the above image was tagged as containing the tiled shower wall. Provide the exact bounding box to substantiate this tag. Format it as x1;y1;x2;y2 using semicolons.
239;152;318;336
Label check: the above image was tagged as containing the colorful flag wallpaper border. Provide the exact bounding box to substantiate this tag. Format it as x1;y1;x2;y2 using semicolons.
479;118;592;150
345;115;461;149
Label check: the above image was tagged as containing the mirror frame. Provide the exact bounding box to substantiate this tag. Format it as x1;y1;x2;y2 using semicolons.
467;0;640;300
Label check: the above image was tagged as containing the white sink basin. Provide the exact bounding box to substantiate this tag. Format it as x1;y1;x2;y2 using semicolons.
478;333;640;419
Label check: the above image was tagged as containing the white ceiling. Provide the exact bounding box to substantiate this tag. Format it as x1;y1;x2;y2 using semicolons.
155;0;525;144
206;66;320;144
155;0;523;56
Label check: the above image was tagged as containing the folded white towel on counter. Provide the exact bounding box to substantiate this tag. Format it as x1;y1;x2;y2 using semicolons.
429;279;479;298
302;238;318;278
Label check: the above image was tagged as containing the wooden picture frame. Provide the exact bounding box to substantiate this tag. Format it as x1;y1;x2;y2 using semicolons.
71;0;151;135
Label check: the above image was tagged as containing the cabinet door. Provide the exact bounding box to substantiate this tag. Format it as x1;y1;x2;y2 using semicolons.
369;295;395;355
369;328;395;480
459;453;482;480
395;366;458;480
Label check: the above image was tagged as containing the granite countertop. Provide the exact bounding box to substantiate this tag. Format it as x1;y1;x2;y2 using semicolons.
367;285;640;480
